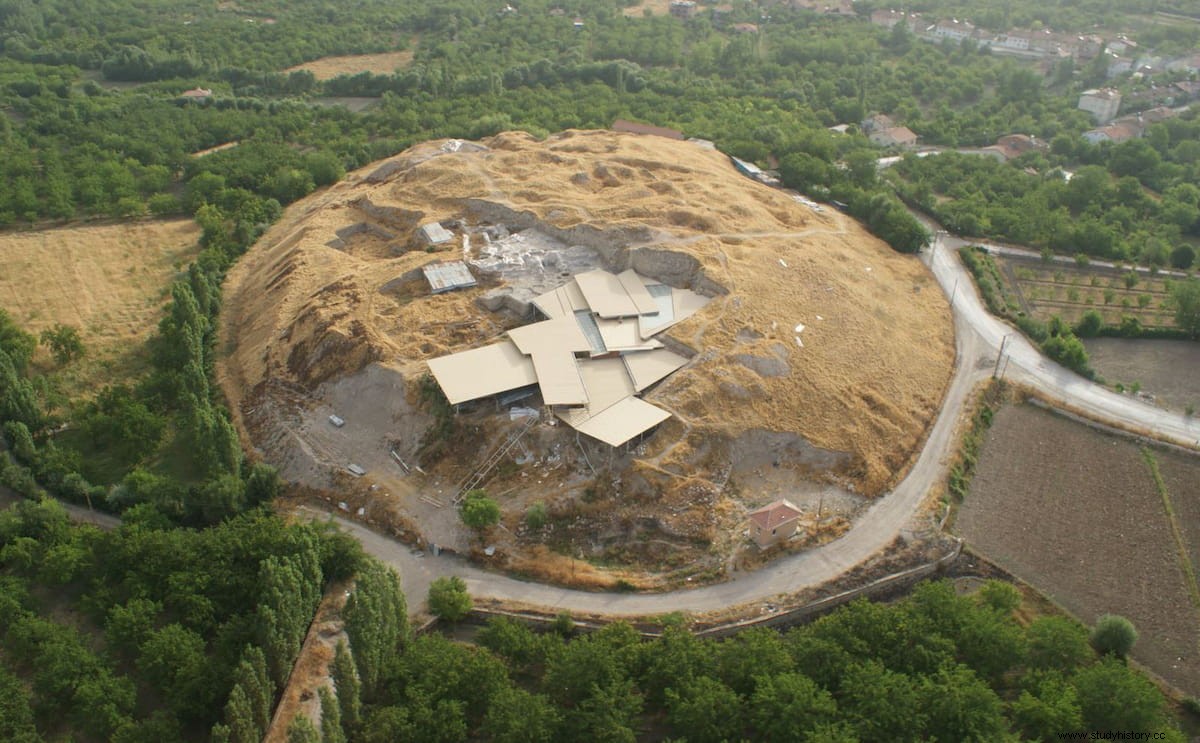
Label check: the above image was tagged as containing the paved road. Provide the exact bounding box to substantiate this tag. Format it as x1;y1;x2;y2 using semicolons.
927;232;1200;449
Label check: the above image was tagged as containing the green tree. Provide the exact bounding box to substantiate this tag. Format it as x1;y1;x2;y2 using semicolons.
749;672;837;741
428;576;472;622
39;324;83;364
1170;245;1195;270
714;627;793;696
231;646;275;737
840;660;925;742
286;714;320;743
1074;657;1168;732
478;617;546;670
331;641;361;730
344;559;408;698
319;686;346;743
1089;614;1137;658
136;623;213;720
666;676;743;743
1011;670;1084;741
460;490;501;530
524;501;548;530
0;667;39;743
1026;616;1094;672
919;664;1008;742
481;685;560;743
1168;279;1200;338
1074;310;1103;338
0;309;37;373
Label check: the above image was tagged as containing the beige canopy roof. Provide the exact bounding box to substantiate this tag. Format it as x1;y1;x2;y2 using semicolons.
623;349;689;391
427;267;705;446
426;341;537;405
568;397;671;447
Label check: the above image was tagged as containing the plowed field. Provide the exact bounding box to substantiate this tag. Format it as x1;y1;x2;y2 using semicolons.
955;403;1200;695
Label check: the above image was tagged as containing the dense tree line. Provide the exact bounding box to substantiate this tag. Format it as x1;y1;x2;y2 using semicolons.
0;498;367;740
893;113;1200;265
0;183;287;524
307;579;1184;742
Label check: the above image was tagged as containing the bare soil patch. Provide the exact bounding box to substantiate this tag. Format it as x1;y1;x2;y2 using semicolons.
1082;338;1200;412
0;219;201;393
954;403;1200;695
284;51;414;81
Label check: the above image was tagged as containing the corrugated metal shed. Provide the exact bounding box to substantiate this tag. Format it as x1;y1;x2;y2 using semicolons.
422;261;476;293
419;222;454;245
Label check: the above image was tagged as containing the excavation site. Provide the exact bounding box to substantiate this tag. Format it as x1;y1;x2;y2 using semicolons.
217;129;954;589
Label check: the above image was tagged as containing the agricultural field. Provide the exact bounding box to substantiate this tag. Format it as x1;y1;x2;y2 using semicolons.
954;403;1200;695
1083;338;1200;412
0;219;201;393
283;50;415;81
993;254;1180;329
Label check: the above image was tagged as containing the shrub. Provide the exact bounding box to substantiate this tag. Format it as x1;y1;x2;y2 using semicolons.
524;502;548;530
427;576;472;622
460;490;501;530
1090;614;1138;658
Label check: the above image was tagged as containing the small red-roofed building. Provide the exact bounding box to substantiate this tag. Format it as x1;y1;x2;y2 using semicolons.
748;499;804;548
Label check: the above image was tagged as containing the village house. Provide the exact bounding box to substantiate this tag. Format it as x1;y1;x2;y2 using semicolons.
669;0;697;19
929;18;979;44
1083;120;1141;145
1078;88;1122;124
748;499;804;549
869;126;919;148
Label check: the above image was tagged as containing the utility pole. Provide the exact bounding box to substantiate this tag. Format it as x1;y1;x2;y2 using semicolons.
993;334;1010;379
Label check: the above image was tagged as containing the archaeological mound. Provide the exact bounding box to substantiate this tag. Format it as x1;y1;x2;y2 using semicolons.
218;130;953;580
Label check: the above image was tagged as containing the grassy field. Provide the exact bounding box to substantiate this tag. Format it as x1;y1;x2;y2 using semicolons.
0;219;202;394
283;50;415;81
994;255;1180;329
954;403;1200;695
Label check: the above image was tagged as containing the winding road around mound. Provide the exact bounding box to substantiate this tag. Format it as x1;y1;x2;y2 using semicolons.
53;209;1200;618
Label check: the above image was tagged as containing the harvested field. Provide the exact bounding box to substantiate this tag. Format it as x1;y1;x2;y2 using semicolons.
1082;338;1200;411
955;403;1200;695
218;130;952;577
284;50;414;81
0;219;201;392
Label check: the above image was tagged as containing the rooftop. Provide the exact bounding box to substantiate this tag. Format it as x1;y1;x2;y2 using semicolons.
427;268;709;446
748;499;804;531
422;261;477;293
